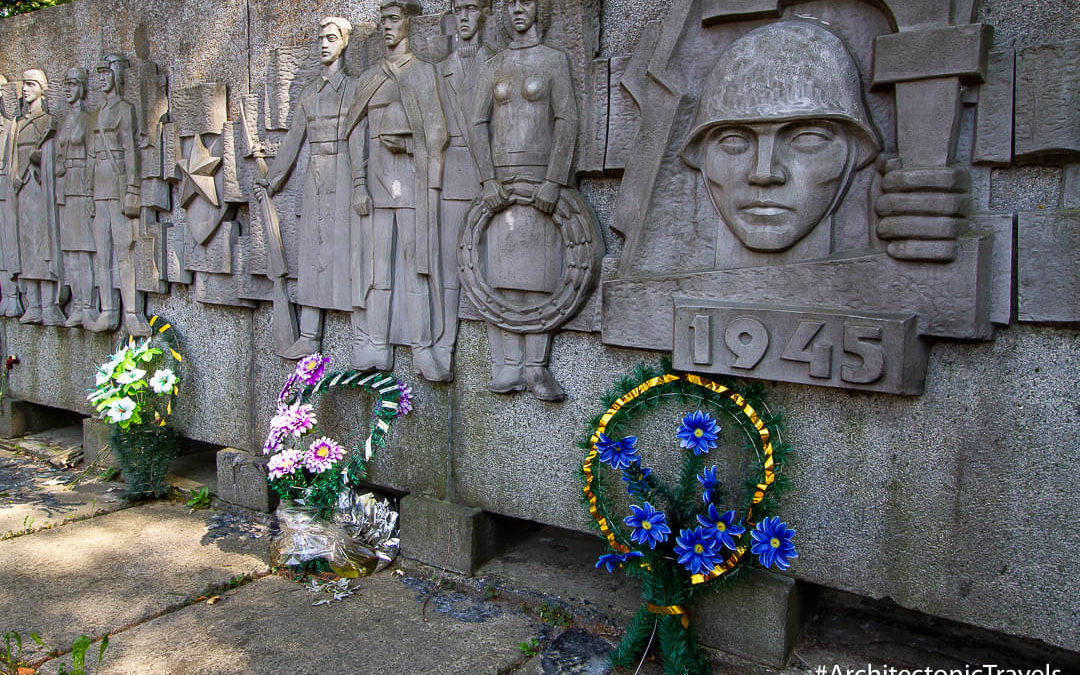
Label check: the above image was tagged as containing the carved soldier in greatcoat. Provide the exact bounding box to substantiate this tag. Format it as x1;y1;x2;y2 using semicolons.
56;67;96;328
13;68;64;326
434;0;494;374
349;0;450;382
469;0;577;401
259;17;364;359
0;74;21;318
89;53;149;336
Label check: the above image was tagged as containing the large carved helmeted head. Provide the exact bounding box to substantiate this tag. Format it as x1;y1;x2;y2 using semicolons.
681;22;880;253
65;67;88;105
95;53;128;95
21;69;47;110
380;0;422;50
319;17;352;66
452;0;490;42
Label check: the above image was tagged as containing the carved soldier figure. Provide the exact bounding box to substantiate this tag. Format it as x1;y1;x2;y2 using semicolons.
0;74;21;318
56;67;96;328
258;17;363;359
13;68;64;326
434;0;494;373
349;0;450;381
89;54;149;335
680;22;881;266
469;0;578;401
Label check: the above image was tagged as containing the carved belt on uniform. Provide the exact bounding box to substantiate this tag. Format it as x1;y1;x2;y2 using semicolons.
308;140;339;155
448;135;469;148
65;158;87;168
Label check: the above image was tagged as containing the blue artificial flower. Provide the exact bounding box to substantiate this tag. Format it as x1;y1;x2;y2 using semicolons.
621;461;652;496
595;432;640;470
623;502;671;549
677;411;721;455
696;504;746;551
595;550;645;574
673;526;721;576
698;465;718;503
750;517;798;571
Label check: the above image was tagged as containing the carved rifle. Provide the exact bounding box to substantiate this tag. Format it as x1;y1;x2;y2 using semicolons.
238;102;298;353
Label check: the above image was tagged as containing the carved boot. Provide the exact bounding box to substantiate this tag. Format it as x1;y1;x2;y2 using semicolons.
3;294;23;317
42;303;67;327
91;309;120;333
487;328;525;393
19;285;42;324
412;346;451;382
524;332;565;402
64;306;85;328
124;312;152;337
280;307;323;359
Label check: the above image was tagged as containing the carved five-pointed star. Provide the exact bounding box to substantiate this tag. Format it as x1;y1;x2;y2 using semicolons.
177;133;221;207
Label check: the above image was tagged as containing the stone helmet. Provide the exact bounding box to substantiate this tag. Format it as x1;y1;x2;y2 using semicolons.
95;53;129;90
681;21;880;171
21;68;48;91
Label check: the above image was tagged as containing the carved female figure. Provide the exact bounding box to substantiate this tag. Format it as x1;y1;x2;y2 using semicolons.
0;74;21;318
469;0;578;401
14;68;64;326
56;67;96;328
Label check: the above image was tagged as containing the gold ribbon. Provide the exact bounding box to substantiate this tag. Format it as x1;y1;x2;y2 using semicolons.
582;372;777;585
646;602;690;629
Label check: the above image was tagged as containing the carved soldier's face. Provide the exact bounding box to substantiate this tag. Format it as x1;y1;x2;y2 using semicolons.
98;67;116;94
381;6;409;48
508;0;536;34
22;79;42;105
702;120;851;252
319;24;347;65
454;0;484;41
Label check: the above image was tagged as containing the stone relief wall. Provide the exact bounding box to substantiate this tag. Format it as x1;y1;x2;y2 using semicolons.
0;0;1075;656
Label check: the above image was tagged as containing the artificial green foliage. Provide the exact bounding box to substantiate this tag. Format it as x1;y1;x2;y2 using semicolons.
580;363;794;674
109;425;180;498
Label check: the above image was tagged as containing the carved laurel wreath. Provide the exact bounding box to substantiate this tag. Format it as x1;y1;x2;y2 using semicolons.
457;177;603;333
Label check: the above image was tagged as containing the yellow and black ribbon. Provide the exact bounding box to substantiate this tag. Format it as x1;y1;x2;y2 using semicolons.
583;372;777;585
646;602;690;629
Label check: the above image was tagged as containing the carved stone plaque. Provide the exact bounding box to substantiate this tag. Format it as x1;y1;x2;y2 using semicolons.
672;299;927;395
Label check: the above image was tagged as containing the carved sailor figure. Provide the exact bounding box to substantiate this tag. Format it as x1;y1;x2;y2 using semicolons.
89;54;149;335
56;67;96;328
258;17;363;359
468;0;579;401
348;0;450;381
434;0;494;374
0;74;21;318
13;68;64;326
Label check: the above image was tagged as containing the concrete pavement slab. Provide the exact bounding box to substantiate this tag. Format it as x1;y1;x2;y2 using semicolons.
0;449;127;538
0;501;269;660
42;572;542;675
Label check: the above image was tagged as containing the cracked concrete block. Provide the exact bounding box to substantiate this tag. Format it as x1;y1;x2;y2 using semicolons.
216;448;277;513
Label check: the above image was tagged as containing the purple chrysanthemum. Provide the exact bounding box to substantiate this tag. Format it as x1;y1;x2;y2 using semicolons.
304;436;345;474
271;402;317;437
397;382;414;417
750;517;798;571
696;504;746;551
676;411;721;455
595;550;645;574
296;353;329;386
267;448;302;480
698;465;719;503
674;526;721;576
596;433;639;470
262;427;284;455
623;502;671;549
